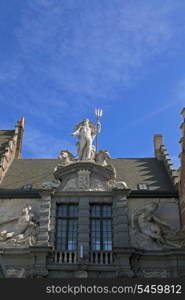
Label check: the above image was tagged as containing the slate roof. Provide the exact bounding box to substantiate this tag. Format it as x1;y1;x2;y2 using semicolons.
110;158;174;192
0;157;175;192
0;130;15;159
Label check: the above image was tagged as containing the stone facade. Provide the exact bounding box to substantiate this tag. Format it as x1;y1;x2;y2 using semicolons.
0;115;185;278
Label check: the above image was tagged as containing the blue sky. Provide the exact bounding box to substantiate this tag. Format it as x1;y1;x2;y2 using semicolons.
0;0;185;168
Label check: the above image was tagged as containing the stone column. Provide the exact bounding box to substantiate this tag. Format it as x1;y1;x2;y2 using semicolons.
113;191;133;277
78;196;90;264
113;192;130;248
37;190;52;247
31;247;50;278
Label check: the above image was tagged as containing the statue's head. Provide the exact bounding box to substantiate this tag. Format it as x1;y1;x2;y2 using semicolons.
22;205;32;215
59;151;68;158
97;150;110;159
58;150;74;162
83;118;89;125
148;202;158;213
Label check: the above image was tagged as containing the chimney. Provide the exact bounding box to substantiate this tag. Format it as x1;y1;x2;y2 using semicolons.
153;134;163;160
179;108;185;232
15;117;24;158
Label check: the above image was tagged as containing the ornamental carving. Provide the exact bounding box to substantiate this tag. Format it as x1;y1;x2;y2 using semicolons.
78;170;90;190
42;180;60;190
95;150;110;166
58;150;75;165
0;205;39;247
130;202;184;250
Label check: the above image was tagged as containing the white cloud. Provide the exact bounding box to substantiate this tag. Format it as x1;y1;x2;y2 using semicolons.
0;1;183;111
23;126;76;158
10;0;182;100
124;99;183;129
0;1;184;158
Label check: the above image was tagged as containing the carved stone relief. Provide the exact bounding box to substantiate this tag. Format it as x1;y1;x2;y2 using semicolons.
130;202;184;250
6;267;26;278
78;170;90;190
0;205;39;247
58;150;75;165
54;157;129;193
91;179;107;191
56;149;112;168
63;178;78;191
62;173;129;192
42;180;60;190
62;169;105;191
95;150;111;166
108;181;128;190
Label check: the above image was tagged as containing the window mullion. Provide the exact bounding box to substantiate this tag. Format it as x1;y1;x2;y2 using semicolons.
100;206;103;251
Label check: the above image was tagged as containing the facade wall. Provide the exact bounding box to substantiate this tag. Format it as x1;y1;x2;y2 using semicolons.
0;192;184;278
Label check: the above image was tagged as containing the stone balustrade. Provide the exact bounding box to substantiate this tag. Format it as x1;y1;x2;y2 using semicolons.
49;250;114;265
52;251;78;264
89;251;114;265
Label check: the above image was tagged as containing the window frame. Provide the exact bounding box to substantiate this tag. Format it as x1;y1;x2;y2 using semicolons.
90;204;113;251
55;204;78;251
137;183;149;190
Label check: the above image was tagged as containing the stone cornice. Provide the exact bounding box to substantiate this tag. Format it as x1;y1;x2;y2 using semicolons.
129;190;178;198
0;189;41;198
0;189;178;198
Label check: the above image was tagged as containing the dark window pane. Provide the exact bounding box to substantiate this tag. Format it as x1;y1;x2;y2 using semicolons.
56;204;78;251
103;206;112;217
57;205;67;217
90;204;112;251
91;241;101;251
103;242;112;251
91;205;101;217
69;205;78;217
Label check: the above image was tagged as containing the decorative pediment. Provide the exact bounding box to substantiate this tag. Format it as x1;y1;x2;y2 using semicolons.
54;161;116;191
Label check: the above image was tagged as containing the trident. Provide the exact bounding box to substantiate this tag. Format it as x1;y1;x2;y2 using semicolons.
95;108;103;152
